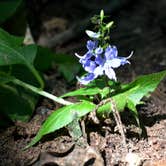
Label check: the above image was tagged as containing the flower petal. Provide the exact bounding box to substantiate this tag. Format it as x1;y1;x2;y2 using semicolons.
105;45;118;60
118;57;130;65
93;65;104;77
84;60;96;73
117;51;133;65
83;51;94;60
77;73;95;85
75;53;82;59
86;30;100;39
86;40;98;50
108;58;122;68
104;62;117;80
95;55;105;65
95;47;103;55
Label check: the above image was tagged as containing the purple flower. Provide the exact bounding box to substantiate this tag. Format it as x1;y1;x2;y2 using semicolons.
86;40;98;51
105;45;118;60
104;45;133;67
75;42;133;85
83;60;96;73
95;55;104;65
76;73;96;85
103;61;117;80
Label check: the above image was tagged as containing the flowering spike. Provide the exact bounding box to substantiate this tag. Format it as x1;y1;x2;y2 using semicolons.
75;10;133;85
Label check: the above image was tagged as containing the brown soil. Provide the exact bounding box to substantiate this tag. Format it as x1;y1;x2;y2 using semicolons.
0;0;166;165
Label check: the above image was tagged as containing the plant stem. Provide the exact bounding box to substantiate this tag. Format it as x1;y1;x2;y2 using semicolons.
13;78;73;106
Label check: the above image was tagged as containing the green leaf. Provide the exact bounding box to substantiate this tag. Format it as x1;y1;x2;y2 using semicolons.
0;28;43;87
0;42;37;66
0;84;37;122
127;99;140;127
0;43;43;86
26;101;95;148
54;54;81;82
0;71;39;122
0;29;43;123
100;87;110;99
61;87;101;97
98;70;166;115
0;0;23;24
0;72;14;84
0;28;23;47
0;28;36;66
61;80;111;99
34;46;54;72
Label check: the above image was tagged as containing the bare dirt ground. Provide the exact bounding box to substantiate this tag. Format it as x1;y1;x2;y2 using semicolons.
0;0;166;165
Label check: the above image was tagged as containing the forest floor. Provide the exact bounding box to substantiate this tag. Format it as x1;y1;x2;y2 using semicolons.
0;0;166;165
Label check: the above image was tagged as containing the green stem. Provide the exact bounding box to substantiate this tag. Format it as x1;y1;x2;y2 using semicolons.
104;76;112;98
13;78;73;106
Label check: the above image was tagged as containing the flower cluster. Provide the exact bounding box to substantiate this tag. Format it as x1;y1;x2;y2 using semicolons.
76;40;132;85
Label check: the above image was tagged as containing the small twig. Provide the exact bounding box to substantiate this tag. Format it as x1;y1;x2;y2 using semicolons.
89;98;128;151
109;98;127;150
88;100;105;124
80;119;87;139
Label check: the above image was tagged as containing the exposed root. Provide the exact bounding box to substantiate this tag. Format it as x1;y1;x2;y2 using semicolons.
109;98;128;151
89;98;128;152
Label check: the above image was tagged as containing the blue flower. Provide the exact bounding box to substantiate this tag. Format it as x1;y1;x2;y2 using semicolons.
76;73;96;85
105;45;118;60
86;40;98;51
75;43;133;85
83;60;96;73
95;47;103;55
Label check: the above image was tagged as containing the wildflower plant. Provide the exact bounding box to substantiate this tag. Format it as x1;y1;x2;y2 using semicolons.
24;10;165;147
0;10;165;148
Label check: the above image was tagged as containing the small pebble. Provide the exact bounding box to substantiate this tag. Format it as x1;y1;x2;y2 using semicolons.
125;152;142;166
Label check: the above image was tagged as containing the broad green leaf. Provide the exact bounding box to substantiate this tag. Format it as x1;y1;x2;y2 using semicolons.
0;29;43;87
26;101;96;148
127;99;140;127
0;84;37;122
0;28;23;47
87;79;106;88
34;46;54;72
0;72;14;84
61;87;101;97
54;54;81;82
19;45;37;64
61;85;110;99
0;43;37;66
0;29;43;123
98;70;166;115
0;0;23;24
100;87;110;99
0;71;39;122
0;43;43;87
